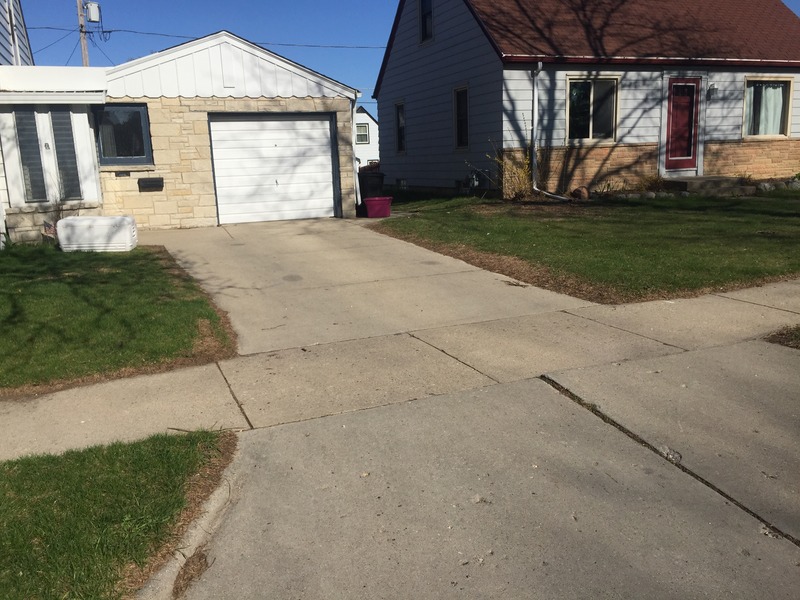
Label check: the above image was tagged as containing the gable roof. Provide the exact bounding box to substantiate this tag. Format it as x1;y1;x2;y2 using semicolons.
466;0;800;66
375;0;800;96
356;105;378;124
107;31;358;99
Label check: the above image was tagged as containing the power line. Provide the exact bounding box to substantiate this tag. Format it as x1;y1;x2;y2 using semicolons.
88;34;116;66
33;27;77;54
29;26;385;49
64;37;80;65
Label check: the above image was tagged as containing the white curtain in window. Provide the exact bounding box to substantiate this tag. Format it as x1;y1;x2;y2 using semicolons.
746;82;786;135
759;83;784;135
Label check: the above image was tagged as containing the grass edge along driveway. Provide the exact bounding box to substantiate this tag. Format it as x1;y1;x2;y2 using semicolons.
0;429;237;600
371;193;800;304
0;244;235;393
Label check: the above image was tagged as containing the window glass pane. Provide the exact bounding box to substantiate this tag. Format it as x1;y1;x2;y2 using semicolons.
592;80;615;139
420;0;433;41
568;81;591;139
50;109;82;200
746;81;787;135
455;88;469;147
14;108;47;203
356;123;369;144
396;104;406;152
100;108;144;158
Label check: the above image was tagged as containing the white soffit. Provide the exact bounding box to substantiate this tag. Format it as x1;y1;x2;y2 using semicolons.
0;66;108;104
106;31;359;100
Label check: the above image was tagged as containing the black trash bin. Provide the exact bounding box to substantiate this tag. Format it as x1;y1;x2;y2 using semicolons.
359;172;385;197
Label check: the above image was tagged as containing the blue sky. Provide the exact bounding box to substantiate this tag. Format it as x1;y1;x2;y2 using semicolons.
23;0;398;108
23;0;800;110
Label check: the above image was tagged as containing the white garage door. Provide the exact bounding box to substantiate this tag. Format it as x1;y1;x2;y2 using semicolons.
210;115;336;224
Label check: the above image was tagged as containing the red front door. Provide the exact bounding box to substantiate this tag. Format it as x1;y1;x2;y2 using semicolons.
666;78;700;171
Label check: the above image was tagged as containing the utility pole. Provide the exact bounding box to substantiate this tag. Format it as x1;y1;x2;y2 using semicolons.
76;0;89;66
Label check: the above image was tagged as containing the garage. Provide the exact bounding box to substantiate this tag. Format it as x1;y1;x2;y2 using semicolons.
93;31;358;232
210;114;338;224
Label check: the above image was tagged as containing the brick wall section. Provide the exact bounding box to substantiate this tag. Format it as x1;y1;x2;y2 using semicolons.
100;96;356;229
704;139;800;179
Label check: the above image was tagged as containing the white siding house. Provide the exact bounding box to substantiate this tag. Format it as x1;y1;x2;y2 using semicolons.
0;0;32;246
375;0;800;195
354;106;380;167
0;0;31;66
375;0;503;190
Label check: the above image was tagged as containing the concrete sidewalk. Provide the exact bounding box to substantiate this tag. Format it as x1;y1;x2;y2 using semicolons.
1;221;798;598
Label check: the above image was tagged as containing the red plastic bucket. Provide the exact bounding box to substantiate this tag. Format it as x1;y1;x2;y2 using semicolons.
364;196;392;218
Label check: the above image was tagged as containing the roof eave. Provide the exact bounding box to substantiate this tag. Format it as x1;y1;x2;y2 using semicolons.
501;54;800;69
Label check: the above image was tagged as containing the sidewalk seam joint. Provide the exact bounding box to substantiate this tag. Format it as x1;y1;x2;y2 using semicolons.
216;362;254;430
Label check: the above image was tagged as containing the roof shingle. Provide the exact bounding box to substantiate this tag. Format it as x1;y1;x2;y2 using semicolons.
466;0;800;65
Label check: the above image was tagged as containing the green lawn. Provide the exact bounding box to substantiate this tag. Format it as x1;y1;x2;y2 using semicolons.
374;193;800;302
0;245;234;389
0;431;231;600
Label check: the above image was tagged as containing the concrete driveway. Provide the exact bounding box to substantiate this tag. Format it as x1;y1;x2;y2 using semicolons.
2;220;798;598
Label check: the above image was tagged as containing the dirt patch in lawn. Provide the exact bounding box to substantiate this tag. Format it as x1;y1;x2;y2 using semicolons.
470;198;607;220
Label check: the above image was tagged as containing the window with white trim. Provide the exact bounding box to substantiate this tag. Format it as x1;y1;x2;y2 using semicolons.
356;123;370;144
745;80;790;136
14;106;82;203
568;79;617;141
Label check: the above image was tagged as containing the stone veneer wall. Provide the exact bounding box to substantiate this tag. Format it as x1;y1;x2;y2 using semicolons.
503;144;660;196
503;138;800;196
99;96;356;229
703;139;800;180
5;203;102;244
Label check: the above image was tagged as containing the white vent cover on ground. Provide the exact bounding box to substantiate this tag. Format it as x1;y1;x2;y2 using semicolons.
57;216;138;252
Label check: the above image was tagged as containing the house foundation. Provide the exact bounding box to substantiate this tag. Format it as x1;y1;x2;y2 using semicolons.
703;139;800;180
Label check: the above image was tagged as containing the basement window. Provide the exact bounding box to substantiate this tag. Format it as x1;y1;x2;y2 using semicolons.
744;80;790;136
95;104;153;166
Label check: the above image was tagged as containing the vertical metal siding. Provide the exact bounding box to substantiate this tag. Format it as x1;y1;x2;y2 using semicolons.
107;36;352;99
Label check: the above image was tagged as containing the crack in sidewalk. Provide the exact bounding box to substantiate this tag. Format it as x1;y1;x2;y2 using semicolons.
539;374;800;550
408;333;501;384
